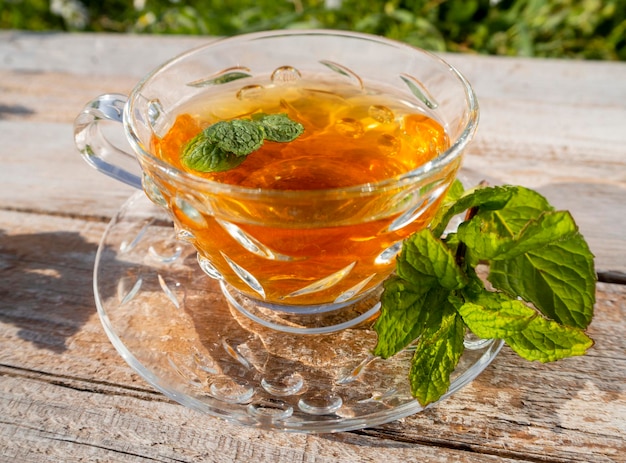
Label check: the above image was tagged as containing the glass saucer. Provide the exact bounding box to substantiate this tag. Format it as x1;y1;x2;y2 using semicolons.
94;192;503;433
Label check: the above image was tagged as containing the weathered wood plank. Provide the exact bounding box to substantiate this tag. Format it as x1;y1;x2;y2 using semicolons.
1;34;625;270
2;31;625;104
1;210;624;462
3;374;538;463
1;32;625;462
0;31;209;76
367;282;626;463
0;210;145;388
0;119;136;218
2;297;624;463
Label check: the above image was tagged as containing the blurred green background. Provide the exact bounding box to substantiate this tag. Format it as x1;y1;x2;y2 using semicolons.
1;0;624;60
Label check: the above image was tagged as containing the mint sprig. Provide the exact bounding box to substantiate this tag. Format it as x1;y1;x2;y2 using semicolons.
373;181;596;406
181;113;304;173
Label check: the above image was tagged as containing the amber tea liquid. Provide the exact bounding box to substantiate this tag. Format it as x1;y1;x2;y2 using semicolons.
151;78;451;306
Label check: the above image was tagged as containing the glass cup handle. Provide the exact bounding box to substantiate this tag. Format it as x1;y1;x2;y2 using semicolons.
74;93;143;189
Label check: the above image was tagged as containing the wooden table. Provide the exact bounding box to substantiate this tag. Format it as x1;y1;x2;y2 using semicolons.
1;32;625;462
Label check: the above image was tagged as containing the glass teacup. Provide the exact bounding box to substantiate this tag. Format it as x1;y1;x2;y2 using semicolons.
75;30;478;333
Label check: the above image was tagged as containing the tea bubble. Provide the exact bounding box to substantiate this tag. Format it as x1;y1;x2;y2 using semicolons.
335;118;364;138
271;66;302;83
368;105;394;124
403;114;449;154
403;114;435;136
377;134;400;156
237;84;265;100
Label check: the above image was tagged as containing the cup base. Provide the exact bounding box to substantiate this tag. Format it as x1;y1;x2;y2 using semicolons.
220;282;383;334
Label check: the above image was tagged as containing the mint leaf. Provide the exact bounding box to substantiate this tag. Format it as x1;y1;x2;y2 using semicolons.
476;186;554;235
428;179;465;233
409;302;465;406
456;291;537;339
373;181;596;407
205;119;265;156
431;185;514;238
446;178;466;202
253;113;304;142
453;186;596;329
373;276;449;359
373;229;466;359
181;131;247;172
458;210;579;261
504;316;593;362
181;114;304;173
397;229;467;291
458;281;593;362
488;231;596;329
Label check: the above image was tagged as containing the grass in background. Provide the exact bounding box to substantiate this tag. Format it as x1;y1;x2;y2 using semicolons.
1;0;624;60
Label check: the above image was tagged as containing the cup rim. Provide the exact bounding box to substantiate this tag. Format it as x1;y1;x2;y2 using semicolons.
124;29;479;198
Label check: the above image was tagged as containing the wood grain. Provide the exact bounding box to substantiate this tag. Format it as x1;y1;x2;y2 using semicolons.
1;208;624;461
1;32;625;462
1;32;624;271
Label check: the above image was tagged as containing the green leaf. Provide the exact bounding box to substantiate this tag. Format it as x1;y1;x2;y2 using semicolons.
457;291;537;339
504;316;594;362
409;303;465;406
488;232;596;329
429;179;464;233
453;185;596;329
205;119;265;156
252;113;304;142
180;132;247;172
458;210;579;261
397;229;467;291
371;181;596;405
446;178;466;202
498;210;579;259
373;276;449;359
180;113;304;173
431;185;515;238
478;186;554;235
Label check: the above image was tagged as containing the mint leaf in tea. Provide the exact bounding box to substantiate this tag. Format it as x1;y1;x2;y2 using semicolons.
181;115;304;173
153;79;449;189
252;113;304;143
181;129;248;173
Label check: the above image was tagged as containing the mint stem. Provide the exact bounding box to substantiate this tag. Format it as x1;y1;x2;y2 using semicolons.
454;205;478;269
454;180;488;268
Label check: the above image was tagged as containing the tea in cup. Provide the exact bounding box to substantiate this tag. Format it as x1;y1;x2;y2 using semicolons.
75;30;478;333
